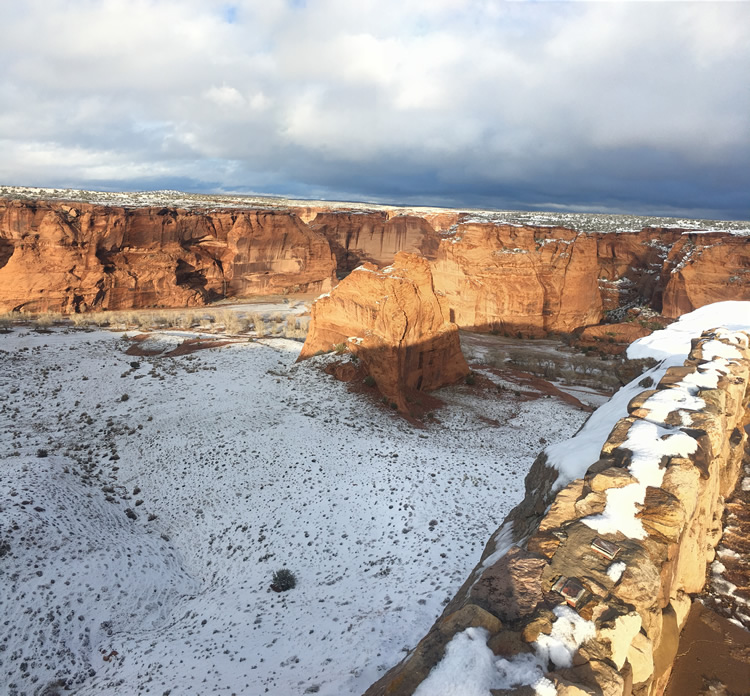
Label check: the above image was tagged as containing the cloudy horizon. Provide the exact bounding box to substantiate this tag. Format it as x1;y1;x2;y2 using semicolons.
1;1;748;221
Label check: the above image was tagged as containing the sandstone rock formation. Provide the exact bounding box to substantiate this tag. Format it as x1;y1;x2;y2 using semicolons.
2;195;749;337
0;200;336;313
365;328;750;696
428;224;750;337
298;252;469;411
309;211;445;275
660;232;750;318
430;224;603;336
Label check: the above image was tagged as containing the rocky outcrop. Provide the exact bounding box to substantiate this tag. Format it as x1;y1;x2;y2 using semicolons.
0;200;336;313
298;252;469;412
365;328;750;696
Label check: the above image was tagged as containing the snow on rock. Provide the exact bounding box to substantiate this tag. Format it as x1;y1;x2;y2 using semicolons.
415;605;594;696
582;420;699;538
546;301;750;491
627;301;750;362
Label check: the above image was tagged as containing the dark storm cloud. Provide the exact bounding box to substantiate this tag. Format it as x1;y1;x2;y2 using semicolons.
0;0;747;220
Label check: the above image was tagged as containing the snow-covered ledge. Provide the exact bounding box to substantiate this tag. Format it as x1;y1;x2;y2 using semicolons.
364;302;750;696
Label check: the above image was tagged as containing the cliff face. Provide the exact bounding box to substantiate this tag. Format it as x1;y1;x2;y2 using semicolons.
430;224;603;336
309;212;444;275
2;196;749;329
660;233;750;318
298;252;469;411
365;328;750;696
0;200;336;312
429;225;750;336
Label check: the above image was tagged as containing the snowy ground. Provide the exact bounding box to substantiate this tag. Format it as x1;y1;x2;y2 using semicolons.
0;327;588;696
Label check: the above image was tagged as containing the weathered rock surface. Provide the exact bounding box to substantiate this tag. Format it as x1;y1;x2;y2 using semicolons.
309;211;445;275
430;224;602;336
365;329;750;696
2;196;749;335
0;200;336;312
660;233;750;318
298;252;469;412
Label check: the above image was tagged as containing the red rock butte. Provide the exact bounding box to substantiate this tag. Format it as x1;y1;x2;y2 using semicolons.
298;252;470;411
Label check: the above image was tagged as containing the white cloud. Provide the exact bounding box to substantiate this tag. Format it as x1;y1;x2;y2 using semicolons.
0;0;747;218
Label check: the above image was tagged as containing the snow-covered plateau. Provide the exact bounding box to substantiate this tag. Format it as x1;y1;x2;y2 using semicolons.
0;327;589;696
1;185;748;235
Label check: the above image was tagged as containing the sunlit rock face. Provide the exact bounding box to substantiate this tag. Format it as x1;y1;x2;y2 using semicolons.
659;232;750;318
298;252;469;411
430;224;603;336
0;200;336;312
2;193;749;331
309;211;446;275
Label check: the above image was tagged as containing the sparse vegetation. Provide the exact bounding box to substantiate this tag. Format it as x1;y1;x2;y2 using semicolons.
271;568;297;592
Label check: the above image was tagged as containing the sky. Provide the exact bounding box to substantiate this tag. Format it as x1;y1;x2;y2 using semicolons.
1;0;748;220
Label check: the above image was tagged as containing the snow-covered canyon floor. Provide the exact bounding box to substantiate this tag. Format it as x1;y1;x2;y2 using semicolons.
0;328;589;696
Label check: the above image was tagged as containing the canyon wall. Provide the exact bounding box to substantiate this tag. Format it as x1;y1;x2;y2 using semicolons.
365;328;750;696
429;224;750;336
298;252;469;411
1;197;749;331
309;211;449;275
0;200;337;313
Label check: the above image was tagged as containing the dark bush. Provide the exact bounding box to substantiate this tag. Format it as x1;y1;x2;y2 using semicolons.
36;448;48;458
271;568;297;591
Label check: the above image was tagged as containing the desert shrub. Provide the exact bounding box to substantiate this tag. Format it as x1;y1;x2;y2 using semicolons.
271;568;297;591
364;375;376;387
36;448;49;458
333;343;347;355
465;372;476;386
220;310;248;335
120;394;130;402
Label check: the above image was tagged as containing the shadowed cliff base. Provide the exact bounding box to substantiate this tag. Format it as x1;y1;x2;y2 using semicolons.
663;602;750;696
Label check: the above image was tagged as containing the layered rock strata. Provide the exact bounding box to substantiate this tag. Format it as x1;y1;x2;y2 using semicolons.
365;328;750;696
0;200;336;312
297;252;469;411
309;211;448;275
2;197;749;332
429;225;750;336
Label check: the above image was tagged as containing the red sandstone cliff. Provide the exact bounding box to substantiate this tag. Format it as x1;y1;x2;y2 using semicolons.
659;232;750;318
2;196;748;331
430;224;603;336
428;224;750;336
0;200;336;312
298;252;469;411
308;211;445;275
